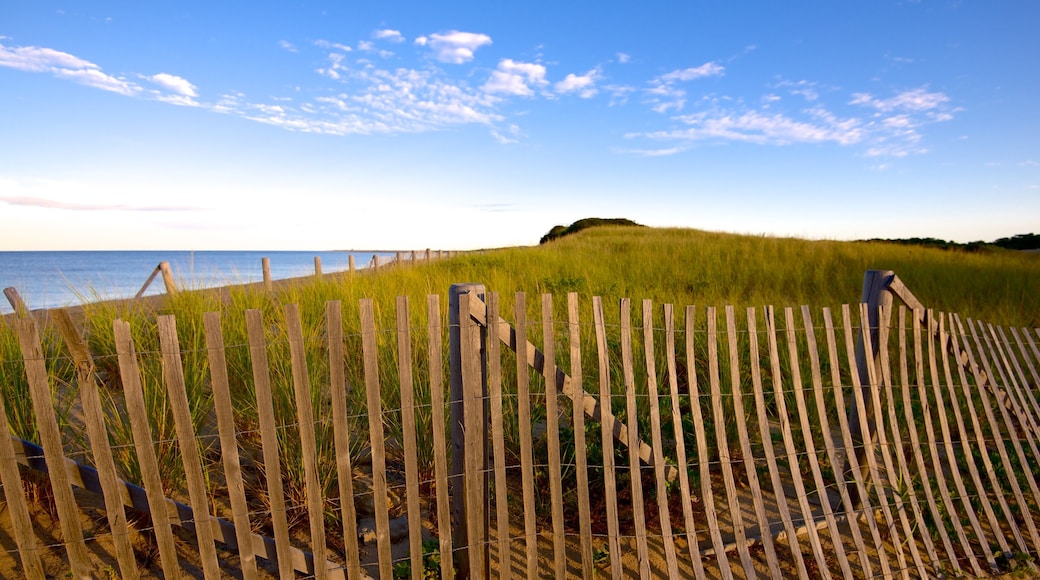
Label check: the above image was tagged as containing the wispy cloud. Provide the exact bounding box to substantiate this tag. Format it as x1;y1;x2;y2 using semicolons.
0;40;140;96
850;87;949;111
373;29;405;43
483;59;547;96
0;194;203;212
645;61;725;113
415;31;492;64
639;108;863;146
555;68;601;98
278;40;298;53
147;73;197;97
617;52;631;64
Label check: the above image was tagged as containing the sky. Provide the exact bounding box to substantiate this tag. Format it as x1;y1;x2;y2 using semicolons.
1;1;1038;251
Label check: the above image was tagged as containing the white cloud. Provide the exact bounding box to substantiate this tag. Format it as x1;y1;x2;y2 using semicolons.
483;59;547;96
278;40;298;53
421;31;492;64
617;52;631;64
148;73;197;97
373;29;405;43
644;109;864;146
358;40;374;52
314;39;352;52
658;62;724;83
0;40;140;96
643;61;725;113
850;87;949;112
555;68;601;98
54;67;139;96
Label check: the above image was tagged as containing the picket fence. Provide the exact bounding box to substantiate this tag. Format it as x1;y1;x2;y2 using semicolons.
1;270;1040;578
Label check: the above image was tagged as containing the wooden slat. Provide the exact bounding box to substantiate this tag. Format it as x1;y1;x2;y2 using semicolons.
902;309;973;573
567;292;594;579
54;309;139;579
862;307;928;577
1009;327;1040;423
927;313;998;573
396;296;425;579
359;299;394;579
765;307;832;578
203;311;258;579
620;298;651;577
783;307;853;578
112;318;182;578
642;300;680;578
245;309;295;578
156;315;222;578
513;292;538;578
593;296;623;577
844;305;907;574
285;304;330;580
458;292;487;579
747;307;810;579
685;305;733;580
944;313;1025;553
541;294;567;578
995;326;1040;434
427;295;454;580
723;306;781;578
823;307;892;578
326;301;363;577
0;335;45;579
487;293;511;580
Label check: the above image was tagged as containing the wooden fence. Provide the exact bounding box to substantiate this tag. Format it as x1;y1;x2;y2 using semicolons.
1;271;1039;578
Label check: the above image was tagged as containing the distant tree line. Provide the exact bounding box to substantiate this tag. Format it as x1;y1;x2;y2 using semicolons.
863;233;1040;252
539;218;644;244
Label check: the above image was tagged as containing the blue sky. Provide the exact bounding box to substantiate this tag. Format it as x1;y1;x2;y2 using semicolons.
1;1;1037;250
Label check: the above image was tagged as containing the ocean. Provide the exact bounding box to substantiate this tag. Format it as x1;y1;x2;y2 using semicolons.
0;250;397;314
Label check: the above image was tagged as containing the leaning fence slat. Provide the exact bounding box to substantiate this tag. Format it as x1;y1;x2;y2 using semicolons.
945;313;1025;553
724;305;782;578
458;291;488;579
864;307;929;577
748;308;810;579
360;299;394;579
801;306;869;578
0;397;44;578
245;309;295;578
593;296;623;577
156;315;222;578
1009;327;1040;424
995;326;1040;437
15;318;93;578
285;304;330;580
427;294;455;580
541;294;567;578
568;292;595;579
112;318;182;578
685;306;733;579
784;307;853;578
326;301;363;578
825;307;892;578
927;313;998;573
203;311;258;579
643;300;680;578
514;292;539;578
906;309;969;573
620;298;652;576
53;309;139;580
396;296;425;578
487;293;512;580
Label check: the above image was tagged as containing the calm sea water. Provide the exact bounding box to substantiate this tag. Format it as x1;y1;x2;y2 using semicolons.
0;250;396;314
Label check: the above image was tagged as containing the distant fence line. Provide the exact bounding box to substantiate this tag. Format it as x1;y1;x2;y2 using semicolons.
1;271;1039;578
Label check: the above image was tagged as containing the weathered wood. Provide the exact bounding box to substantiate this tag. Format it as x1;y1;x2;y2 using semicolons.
360;298;394;579
782;307;852;578
567;292;595;579
427;294;455;580
53;309;139;580
747;308;810;580
156;315;222;578
460;292;488;580
541;294;567;578
620;298;652;577
262;257;272;292
686;305;734;580
4;286;30;316
314;255;323;277
396;296;425;579
203;311;258;579
514;292;538;579
642;300;680;578
593;296;623;577
326;301;363;578
486;293;511;580
285;304;330;580
133;265;162;300
823;307;892;578
0;401;44;578
159;260;178;295
245;309;295;577
349;254;356;274
112;318;182;577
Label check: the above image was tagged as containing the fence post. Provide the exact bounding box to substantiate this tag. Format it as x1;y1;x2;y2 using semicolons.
848;269;894;507
159;261;178;296
314;256;323;277
449;283;489;579
3;287;29;318
262;258;272;292
349;255;355;275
